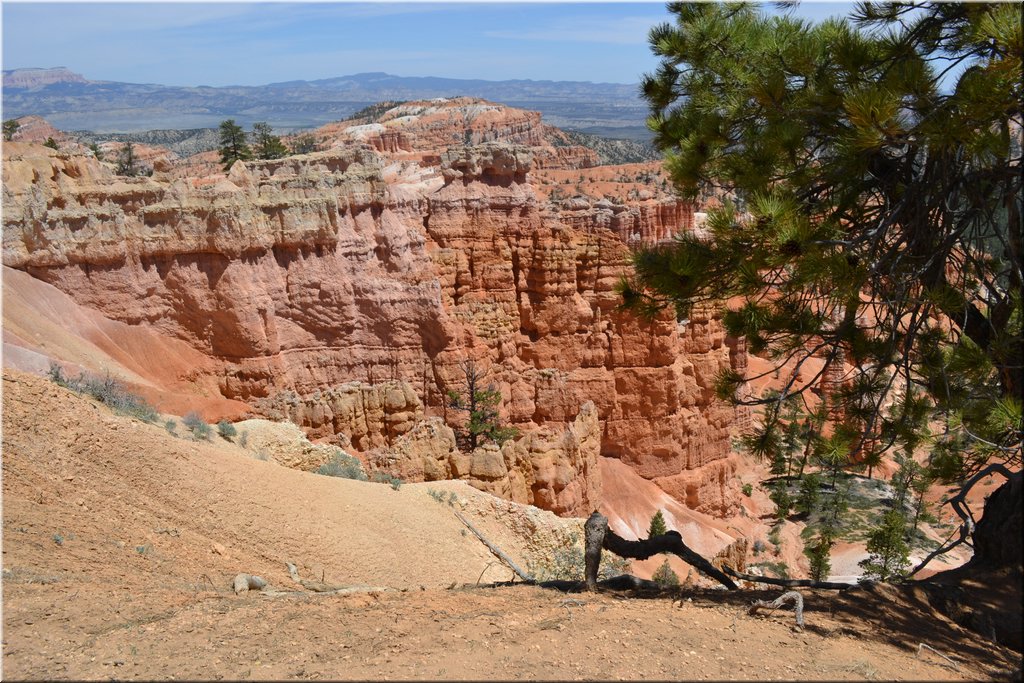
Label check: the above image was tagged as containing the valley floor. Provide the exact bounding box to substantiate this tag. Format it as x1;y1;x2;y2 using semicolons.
2;369;1019;680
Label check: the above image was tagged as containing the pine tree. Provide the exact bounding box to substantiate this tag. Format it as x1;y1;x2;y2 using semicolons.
290;133;317;155
252;122;287;160
648;509;668;538
620;3;1021;544
859;509;910;582
446;360;518;451
218;119;252;171
805;526;834;582
115;142;139;176
768;481;793;521
43;137;58;150
795;473;822;517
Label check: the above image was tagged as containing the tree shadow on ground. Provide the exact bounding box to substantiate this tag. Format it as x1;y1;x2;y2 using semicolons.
476;575;1021;680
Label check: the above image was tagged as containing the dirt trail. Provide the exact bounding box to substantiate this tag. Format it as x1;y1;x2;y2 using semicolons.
2;369;1019;680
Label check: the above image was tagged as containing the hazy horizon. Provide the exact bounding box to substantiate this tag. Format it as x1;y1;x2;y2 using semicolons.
2;2;853;89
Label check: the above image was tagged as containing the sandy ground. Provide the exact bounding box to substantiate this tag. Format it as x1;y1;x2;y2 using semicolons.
3;368;1021;681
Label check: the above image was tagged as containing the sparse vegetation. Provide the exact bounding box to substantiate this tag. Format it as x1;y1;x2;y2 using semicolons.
652;559;680;588
316;450;368;481
43;136;59;150
546;128;659;165
182;412;213;440
371;471;404;490
750;560;790;580
216;419;237;441
289;133;317;155
347;100;407;123
164;419;177;436
741;483;753;497
47;363;158;423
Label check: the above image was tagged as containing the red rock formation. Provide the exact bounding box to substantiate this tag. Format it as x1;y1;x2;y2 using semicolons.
2;101;744;517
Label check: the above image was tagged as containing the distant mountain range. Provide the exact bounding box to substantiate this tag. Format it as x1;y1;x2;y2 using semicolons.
2;67;651;140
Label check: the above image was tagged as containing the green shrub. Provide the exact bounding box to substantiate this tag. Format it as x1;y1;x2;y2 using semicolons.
47;363;158;423
182;412;212;440
315;450;368;481
217;419;237;440
165;419;177;436
652;559;680;588
742;483;754;497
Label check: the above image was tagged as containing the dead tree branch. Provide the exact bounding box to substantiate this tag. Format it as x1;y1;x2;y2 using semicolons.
917;642;960;671
584;511;737;591
907;463;1016;577
454;510;534;583
723;565;852;590
749;591;805;627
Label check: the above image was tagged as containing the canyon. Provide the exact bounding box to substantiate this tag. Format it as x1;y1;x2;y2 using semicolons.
3;98;743;525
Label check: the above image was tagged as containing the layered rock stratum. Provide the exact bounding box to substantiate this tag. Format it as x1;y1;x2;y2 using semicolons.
2;98;744;518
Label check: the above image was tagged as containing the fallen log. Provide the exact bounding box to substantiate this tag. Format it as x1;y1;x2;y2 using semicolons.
454;510;534;583
584;512;737;591
723;565;852;590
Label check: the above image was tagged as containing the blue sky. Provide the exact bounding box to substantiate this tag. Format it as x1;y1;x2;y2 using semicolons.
2;2;853;87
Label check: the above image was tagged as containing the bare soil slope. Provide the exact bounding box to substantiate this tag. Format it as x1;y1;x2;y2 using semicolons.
2;369;1019;680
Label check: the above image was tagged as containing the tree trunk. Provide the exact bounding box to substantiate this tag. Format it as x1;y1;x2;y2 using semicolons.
584;512;737;591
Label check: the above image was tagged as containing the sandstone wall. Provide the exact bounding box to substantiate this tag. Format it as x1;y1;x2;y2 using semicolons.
3;107;743;516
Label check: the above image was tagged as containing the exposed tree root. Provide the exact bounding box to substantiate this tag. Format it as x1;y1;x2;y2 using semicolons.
749;591;805;628
723;565;852;590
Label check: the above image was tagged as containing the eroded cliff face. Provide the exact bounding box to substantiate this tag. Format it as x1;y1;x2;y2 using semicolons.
2;99;742;517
